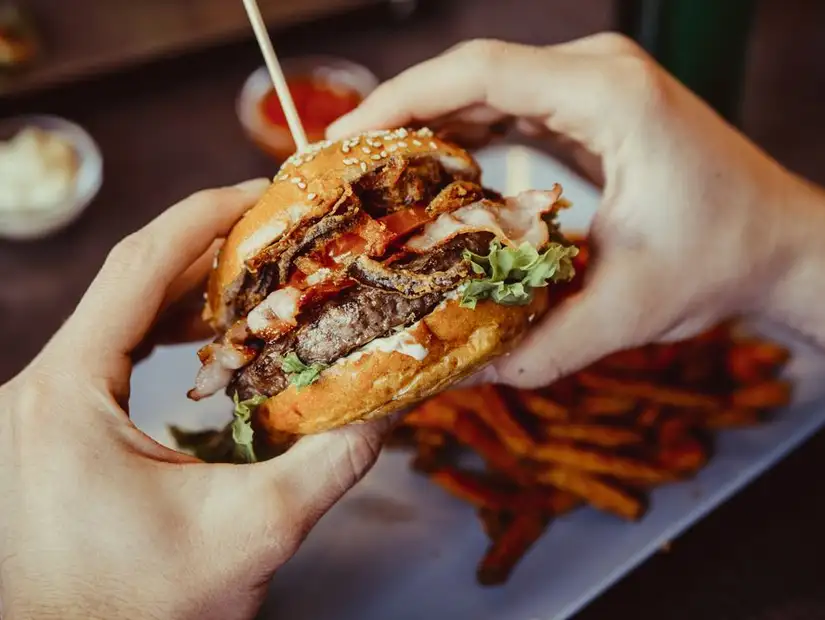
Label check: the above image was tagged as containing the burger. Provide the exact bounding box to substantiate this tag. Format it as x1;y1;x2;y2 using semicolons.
188;128;578;461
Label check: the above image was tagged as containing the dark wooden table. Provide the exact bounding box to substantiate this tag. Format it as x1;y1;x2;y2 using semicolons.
2;0;825;617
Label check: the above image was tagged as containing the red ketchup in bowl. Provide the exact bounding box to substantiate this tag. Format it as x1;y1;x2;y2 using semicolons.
257;76;363;157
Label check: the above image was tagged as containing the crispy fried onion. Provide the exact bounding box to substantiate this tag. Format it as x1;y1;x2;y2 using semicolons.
347;255;471;297
426;180;485;217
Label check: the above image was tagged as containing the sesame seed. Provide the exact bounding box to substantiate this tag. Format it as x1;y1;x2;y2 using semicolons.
343;157;357;165
412;139;422;147
308;192;317;200
361;146;371;154
298;182;307;190
397;141;408;148
342;145;350;153
430;141;438;149
360;161;368;172
387;144;398;153
380;150;388;157
370;153;382;160
290;177;303;184
396;128;409;138
417;127;434;137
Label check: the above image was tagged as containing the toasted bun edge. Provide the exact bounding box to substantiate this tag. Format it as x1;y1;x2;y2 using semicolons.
255;290;550;436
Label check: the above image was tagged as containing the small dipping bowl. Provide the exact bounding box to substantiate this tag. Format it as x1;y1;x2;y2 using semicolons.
0;114;103;241
237;56;379;162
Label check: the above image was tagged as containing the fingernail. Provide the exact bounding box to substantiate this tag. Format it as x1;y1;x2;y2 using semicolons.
234;177;270;196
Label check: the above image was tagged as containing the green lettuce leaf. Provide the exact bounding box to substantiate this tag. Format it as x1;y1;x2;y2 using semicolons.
460;239;578;309
231;393;267;463
279;352;328;389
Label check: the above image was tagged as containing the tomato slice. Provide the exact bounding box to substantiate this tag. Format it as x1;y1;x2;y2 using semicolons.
325;232;368;261
379;206;431;237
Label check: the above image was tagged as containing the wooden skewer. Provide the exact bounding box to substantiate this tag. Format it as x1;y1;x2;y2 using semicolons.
241;0;309;152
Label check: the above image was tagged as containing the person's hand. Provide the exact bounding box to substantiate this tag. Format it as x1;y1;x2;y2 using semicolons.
328;35;825;387
0;180;393;620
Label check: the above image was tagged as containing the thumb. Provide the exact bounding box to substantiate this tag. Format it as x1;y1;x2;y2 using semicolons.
493;256;662;388
264;416;395;525
231;415;398;567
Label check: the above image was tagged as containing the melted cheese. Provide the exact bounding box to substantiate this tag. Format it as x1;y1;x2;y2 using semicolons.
405;188;561;252
247;286;301;335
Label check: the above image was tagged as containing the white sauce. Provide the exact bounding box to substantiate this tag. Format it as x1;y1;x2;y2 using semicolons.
362;329;428;360
337;323;429;366
434;286;462;312
247;286;301;334
0;127;78;213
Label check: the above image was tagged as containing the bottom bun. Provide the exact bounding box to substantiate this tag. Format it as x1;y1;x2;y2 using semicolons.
255;290;550;436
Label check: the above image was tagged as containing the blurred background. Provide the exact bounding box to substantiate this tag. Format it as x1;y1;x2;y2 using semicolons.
1;1;825;616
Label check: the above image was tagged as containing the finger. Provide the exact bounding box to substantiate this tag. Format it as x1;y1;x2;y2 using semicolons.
131;306;214;365
327;37;642;151
244;417;396;564
550;31;646;58
131;241;220;363
494;256;665;388
56;179;269;374
160;239;221;313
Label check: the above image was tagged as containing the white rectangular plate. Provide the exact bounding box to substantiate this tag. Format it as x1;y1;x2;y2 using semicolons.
130;144;825;620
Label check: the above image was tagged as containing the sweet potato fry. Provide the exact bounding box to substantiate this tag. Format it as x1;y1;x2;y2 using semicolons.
727;341;791;383
657;417;691;447
430;468;514;510
598;348;657;372
478;507;511;541
404;399;458;431
577;372;720;410
381;314;792;587
544;423;644;448
452;414;533;485
412;443;448;473
656;437;708;474
518;391;569;421
537;468;645;520
577;394;637;417
529;442;675;484
730;380;792;409
702;407;763;429
477;511;550;586
444;385;537;455
635;404;662;427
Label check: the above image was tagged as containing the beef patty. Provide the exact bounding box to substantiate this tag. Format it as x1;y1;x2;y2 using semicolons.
230;232;492;400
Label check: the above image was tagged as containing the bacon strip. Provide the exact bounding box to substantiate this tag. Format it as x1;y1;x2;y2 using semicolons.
404;187;564;253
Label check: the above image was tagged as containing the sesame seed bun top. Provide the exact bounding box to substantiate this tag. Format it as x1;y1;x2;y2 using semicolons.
205;127;480;330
